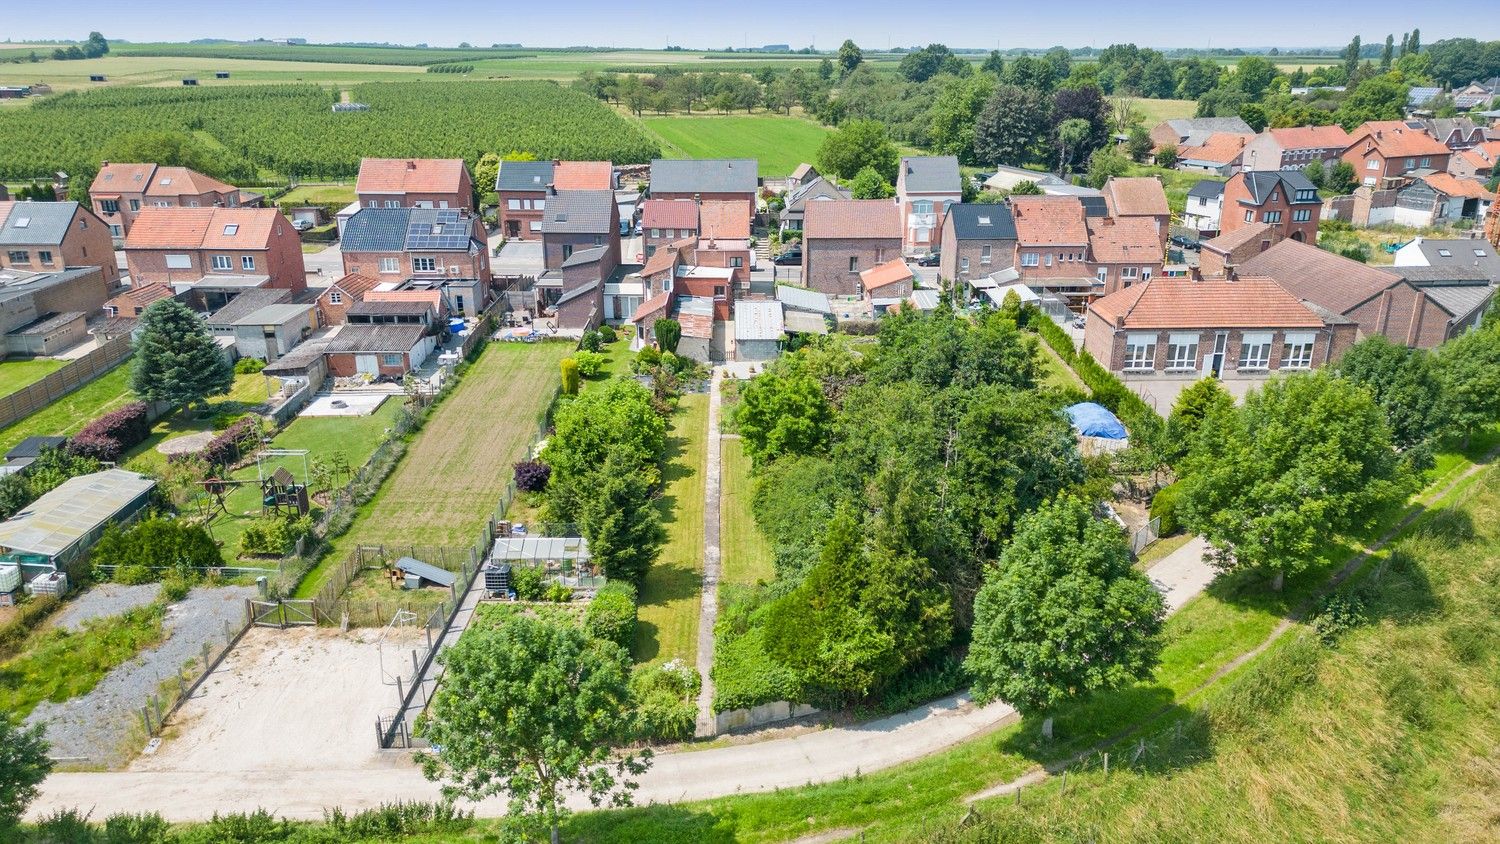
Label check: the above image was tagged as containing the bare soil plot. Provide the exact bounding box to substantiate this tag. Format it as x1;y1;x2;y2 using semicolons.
136;625;425;773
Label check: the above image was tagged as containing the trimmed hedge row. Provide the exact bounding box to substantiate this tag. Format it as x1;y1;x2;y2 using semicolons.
66;402;151;462
1025;309;1163;442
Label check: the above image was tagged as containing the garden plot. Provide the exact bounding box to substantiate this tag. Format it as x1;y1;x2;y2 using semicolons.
135;625;426;773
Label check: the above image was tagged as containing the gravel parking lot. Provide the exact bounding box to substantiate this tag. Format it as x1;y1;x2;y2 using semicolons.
26;585;256;767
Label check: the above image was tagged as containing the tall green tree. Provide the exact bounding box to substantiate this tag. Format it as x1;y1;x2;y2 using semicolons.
1381;34;1395;69
1336;335;1449;452
928;73;996;163
735;353;834;465
1343;35;1363;81
653;317;681;353
421;617;648;844
1178;373;1410;589
0;720;51;834
543;378;665;519
1165;377;1234;464
1002;56;1058;92
974;84;1053;166
981;50;1006;77
818;57;834;81
473;151;500;197
964;494;1166;714
130;299;233;412
1055;118;1092;176
1434;326;1500;446
815;119;899;181
837;39;864;77
848;166;895;199
579;446;666;584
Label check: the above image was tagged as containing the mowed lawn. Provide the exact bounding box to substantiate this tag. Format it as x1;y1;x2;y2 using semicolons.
633;393;709;666
0;360;136;454
642;114;829;178
719;437;773;588
320;341;573;564
0;358;64;399
1124;97;1198;125
278;183;356;207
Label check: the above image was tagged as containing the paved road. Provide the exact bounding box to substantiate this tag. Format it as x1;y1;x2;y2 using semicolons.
31;542;1219;823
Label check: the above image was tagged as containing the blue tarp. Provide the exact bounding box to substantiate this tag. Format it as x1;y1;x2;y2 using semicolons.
1065;402;1128;440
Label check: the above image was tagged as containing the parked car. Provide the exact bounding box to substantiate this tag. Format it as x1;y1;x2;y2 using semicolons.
1170;234;1199;251
633;222;643;236
292;219;315;232
914;252;940;267
773;249;802;266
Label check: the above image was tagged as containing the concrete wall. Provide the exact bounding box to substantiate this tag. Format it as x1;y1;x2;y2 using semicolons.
714;701;819;734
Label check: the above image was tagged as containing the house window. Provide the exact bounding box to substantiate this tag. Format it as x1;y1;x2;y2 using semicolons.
109;224;122;237
507;199;520;210
593;235;604;246
455;295;465;313
1293;209;1311;222
129;199;141;211
1121;267;1139;279
1404;158;1417;171
329;291;343;305
211;255;232;270
38;250;53;265
848;256;859;272
6;250;28;264
528;221;542;232
100;199;119;214
981;245;991;265
913;200;934;215
960;257;969;272
1270;190;1279;202
165;254;192;269
650;228;661;238
384;200;400;208
714;285;727;297
730;256;743;268
367;200;378;208
188;200;199;208
1021;253;1039;267
1238;332;1273;370
241;256;255;271
1044;253;1053;267
1166;333;1199;371
1123;334;1157;371
1244;210;1254;222
155;200;170;207
1096;267;1107;282
1262;211;1282;224
562;245;573;260
412;257;437;273
1295;189;1317;202
1281;332;1315;369
379;257;399;274
439;201;449;209
534;199;544;210
1366;159;1378;170
381;353;403;367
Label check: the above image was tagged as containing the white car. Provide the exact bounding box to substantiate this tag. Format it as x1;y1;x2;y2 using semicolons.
292;219;315;232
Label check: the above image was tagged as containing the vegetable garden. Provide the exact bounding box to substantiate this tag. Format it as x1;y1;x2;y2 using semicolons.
0;80;660;182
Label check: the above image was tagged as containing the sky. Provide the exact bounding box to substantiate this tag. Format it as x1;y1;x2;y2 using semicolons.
6;1;1498;52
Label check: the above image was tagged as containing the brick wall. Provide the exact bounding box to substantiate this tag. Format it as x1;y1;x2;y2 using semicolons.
1087;321;1340;376
32;265;108;318
802;237;901;295
941;236;1015;282
498;190;546;239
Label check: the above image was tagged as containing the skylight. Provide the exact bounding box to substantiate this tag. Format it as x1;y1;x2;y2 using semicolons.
1438;249;1452;257
1476;250;1489;257
13;218;29;228
160;178;172;186
223;224;239;236
978;216;991;226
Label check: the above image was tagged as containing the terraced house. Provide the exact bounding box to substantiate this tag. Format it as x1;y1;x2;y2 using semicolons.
0;200;119;285
1342;121;1452;188
648;159;758;218
896;155;961;255
89;162;245;240
339;207;491;318
495;159;614;240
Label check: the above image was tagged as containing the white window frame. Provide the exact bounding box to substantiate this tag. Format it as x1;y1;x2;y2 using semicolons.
1244;210;1254;222
329;291;343;305
1121;266;1139;279
507;199;521;210
980;245;991;265
1281;331;1315;369
241;255;255;271
960;257;969;272
912;200;934;215
1292;208;1311;222
1166;333;1199;371
211;255;232;271
379;257;399;274
1263;210;1282;224
384;200;400;209
1238;331;1273;370
165;254;192;269
1123;334;1157;372
1021;252;1039;267
528;221;542;232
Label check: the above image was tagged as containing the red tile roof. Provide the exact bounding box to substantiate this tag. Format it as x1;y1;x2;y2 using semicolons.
1176;132;1252;166
642;199;699;230
1088;275;1324;329
327;272;381;302
698;200;750;241
1010;196;1088;245
106;282;173;314
1420;172;1496;200
1237;238;1401;314
1104;177;1170;217
90;163;157;195
1086;216;1163;264
804;200;901;240
552;161;613;191
355;158;467;195
1267;124;1352;150
859;258;914;291
632;290;674;324
1201;222;1277;255
1350;121;1451;159
124;207;285;250
143;166;236;197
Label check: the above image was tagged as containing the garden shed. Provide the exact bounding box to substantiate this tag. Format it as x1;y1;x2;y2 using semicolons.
0;468;155;579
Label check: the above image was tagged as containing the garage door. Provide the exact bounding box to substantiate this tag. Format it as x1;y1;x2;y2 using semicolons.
355;354;379;375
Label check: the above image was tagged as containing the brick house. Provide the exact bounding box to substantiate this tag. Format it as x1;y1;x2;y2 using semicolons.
1009;196;1098;304
1198;223;1282;278
649;159;758;218
0;200;119;285
494;160;615;240
1150;117;1254;150
1448;141;1500;181
104;282;174;318
90;163;242;239
859;258;915;312
315;272;382;326
339;208;491;318
1086;216;1164;293
937;203;1016;283
1342;121;1453;188
1084;275;1351;382
895;155;961;255
324;323;436;378
355;158;474;212
696;200;752;289
1102;177;1170;249
1219;171;1321;243
540;189;619;271
1240;125;1353;173
801;200;902;296
1239;238;1491;348
779;176;850;233
124;207;305;299
1173;132;1252;177
1416;118;1491;151
642;199;698;258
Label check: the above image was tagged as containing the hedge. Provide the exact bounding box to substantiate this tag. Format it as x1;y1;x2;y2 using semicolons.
583;581;637;647
711;623;803;713
189;417;259;469
1150;481;1181;535
66;401;151;462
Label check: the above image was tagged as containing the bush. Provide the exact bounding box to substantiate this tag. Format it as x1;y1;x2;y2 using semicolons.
1150;482;1181;535
0;594;58;660
630;659;701;742
233;357;266;375
92;518;223;579
511;565;545;600
580;329;603;352
837;319;880;336
66;401;152;462
320;801;474;838
513;459;551;493
99;811;174;843
545;582;574;603
1313;592;1368;645
632;345;662;373
583;581;637;647
712;618;803;712
112;564;155;585
572;350;607;377
63;431;123;462
185;417;259;469
1029;312;1077;363
239;516;312;558
560;357;580;396
598;324;618;343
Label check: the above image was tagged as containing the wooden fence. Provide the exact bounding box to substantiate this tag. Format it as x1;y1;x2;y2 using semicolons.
0;335;133;430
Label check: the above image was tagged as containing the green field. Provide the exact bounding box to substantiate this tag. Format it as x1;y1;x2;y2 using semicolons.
0;360;136;454
1123;97;1198;125
276;182;357;207
641;114;828;177
719;437;774;587
0;357;64;398
633;393;709;666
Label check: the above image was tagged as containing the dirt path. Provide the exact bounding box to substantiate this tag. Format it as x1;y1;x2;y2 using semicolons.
694;367;724;737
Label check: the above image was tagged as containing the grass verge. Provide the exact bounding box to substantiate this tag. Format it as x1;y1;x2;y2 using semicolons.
0;603;165;719
719;437;773;588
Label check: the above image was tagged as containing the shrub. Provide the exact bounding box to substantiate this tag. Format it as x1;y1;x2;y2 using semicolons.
0;594;58;660
511;565;545;600
513;459;551;493
583;581;637;646
92;518;223;579
630;659;701;742
1029;312;1077;363
1150;482;1181;536
580;329;603;352
633;345;662;372
837;319;880;336
239;515;314;558
321;801;474;838
598;324;618;343
64;431;123;462
545;582;574;603
233;357;266;374
560;357;580;396
100;811;174;843
1313;592;1368;645
160;573;192;603
653;318;681;353
572;350;607;377
113;564;155;585
186;417;259;469
67;401;151;461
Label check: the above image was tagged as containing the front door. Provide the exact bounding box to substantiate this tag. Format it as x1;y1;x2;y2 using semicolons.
1205;331;1228;378
506;220;520;238
355;354;379;376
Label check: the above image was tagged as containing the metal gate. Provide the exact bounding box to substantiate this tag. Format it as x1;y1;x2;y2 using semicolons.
249;599;317;628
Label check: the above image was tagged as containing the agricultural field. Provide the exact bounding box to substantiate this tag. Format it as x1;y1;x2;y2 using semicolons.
0;55;426;96
0;80;661;182
641;114;830;177
633;393;710;666
0;357;64;398
0;360;136;454
1123;96;1198;125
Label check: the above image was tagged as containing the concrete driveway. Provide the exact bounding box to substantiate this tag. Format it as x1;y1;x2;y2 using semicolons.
301;242;344;289
492;240;543;277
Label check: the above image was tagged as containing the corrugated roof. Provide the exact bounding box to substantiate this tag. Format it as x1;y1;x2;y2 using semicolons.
900;156;961;194
495;160;553;192
326;323;426;353
230;303;313;327
909;289;942;311
1418;283;1496;321
0;201;80;247
650;159;758;194
776;284;832;314
1088;275;1324;329
543;190;614;234
347;299;433;316
0;469;154;558
490;536;591;561
734;300;784;340
207;289;292;326
945;204;1017;240
394;556;456;587
784;309;829;334
804;200;901;240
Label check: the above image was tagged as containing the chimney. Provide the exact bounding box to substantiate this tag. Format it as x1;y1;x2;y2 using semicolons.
406;160;417;170
547;183;556;196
